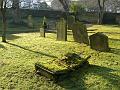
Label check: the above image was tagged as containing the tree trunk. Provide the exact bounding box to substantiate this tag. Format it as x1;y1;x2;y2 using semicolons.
97;0;105;24
59;0;70;40
1;0;7;42
12;0;21;24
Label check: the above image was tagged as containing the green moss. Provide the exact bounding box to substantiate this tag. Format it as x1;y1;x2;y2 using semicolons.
36;53;89;71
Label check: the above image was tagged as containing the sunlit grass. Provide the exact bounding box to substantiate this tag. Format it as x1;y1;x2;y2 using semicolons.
0;25;120;90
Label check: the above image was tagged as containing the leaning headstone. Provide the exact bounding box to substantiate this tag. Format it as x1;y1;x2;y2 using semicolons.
40;16;47;37
28;15;34;28
89;32;110;52
56;18;67;41
67;15;75;30
72;21;89;45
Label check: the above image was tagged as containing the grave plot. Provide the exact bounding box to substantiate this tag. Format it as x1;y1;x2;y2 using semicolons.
35;53;91;81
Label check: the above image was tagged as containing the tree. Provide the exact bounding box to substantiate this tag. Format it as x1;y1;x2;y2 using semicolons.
11;0;21;24
58;0;71;41
97;0;106;24
0;0;7;42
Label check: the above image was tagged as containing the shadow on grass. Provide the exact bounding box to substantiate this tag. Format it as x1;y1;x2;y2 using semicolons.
109;38;120;55
109;48;120;56
0;44;6;49
0;34;21;40
88;32;120;35
6;34;21;40
104;24;120;28
57;65;120;89
6;42;58;58
109;38;120;42
87;29;98;31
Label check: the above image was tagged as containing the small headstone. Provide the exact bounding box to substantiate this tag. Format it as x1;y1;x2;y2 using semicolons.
72;21;89;45
56;18;67;41
40;28;45;37
89;32;110;52
68;15;75;30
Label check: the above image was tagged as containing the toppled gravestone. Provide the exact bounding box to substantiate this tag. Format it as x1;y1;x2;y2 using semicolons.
35;53;91;81
72;21;89;45
89;32;110;52
56;18;67;41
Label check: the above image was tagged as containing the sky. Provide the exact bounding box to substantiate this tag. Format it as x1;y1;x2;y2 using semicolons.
33;0;53;6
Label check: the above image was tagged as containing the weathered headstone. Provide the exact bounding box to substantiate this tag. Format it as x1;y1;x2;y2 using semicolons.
40;28;45;37
56;18;67;41
68;15;75;30
28;15;33;28
89;32;110;52
72;21;89;45
40;16;47;37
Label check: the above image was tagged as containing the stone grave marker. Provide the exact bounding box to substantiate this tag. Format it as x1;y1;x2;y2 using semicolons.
89;32;110;52
68;15;75;30
56;18;67;41
40;17;47;37
72;21;89;45
40;28;45;37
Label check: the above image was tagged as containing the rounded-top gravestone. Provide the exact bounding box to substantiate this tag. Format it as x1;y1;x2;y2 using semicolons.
89;32;110;52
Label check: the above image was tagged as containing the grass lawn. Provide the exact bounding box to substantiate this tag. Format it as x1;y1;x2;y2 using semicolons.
0;25;120;90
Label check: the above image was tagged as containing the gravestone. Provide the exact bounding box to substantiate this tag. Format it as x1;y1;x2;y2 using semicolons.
89;32;110;52
56;18;67;41
68;15;75;30
72;21;89;45
40;28;45;37
40;16;47;37
28;15;34;28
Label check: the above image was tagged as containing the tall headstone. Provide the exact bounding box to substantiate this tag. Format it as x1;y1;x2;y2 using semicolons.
40;16;47;37
72;21;89;45
56;18;67;41
67;15;75;30
89;32;110;52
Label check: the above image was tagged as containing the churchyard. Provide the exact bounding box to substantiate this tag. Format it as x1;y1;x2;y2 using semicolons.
0;20;120;89
0;0;120;90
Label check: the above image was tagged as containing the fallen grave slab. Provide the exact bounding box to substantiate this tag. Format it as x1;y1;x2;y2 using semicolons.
35;53;91;81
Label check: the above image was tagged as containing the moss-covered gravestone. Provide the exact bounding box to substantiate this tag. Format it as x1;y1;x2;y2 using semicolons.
72;21;89;45
56;18;67;41
68;15;75;30
40;16;47;37
35;53;91;81
28;15;34;28
89;33;110;52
